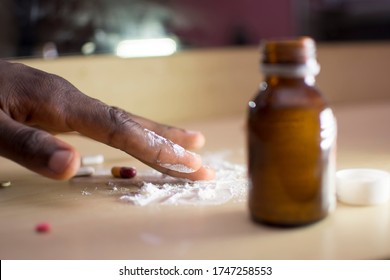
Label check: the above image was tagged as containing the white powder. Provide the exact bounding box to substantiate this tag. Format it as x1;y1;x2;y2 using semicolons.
71;151;248;206
117;152;248;206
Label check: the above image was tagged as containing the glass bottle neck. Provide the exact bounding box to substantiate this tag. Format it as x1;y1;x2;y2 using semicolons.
260;59;320;86
265;75;316;86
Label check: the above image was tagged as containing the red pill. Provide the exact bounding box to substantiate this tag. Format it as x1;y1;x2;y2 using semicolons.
35;222;51;233
111;166;137;178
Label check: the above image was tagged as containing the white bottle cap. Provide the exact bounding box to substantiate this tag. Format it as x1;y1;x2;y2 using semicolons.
336;168;390;206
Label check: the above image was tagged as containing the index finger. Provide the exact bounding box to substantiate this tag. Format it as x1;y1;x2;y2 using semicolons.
63;92;214;180
127;114;206;150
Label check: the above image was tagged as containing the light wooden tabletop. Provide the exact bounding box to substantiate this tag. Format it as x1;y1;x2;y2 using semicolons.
1;102;390;260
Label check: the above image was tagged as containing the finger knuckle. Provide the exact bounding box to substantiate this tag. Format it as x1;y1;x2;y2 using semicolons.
105;106;141;146
10;63;50;93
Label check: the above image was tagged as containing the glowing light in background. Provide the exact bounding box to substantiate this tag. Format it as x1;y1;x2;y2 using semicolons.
42;42;58;59
81;42;96;55
116;38;178;58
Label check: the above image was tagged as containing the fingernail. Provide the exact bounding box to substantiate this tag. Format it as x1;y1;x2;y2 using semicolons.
185;129;201;135
48;150;74;174
203;166;217;180
185;130;205;148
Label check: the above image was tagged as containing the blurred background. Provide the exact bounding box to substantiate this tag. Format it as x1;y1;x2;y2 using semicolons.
1;0;390;59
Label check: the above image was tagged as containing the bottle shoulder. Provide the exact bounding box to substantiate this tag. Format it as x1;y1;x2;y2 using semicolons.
252;82;327;110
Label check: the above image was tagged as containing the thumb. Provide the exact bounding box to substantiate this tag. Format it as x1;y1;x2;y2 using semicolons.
0;113;80;180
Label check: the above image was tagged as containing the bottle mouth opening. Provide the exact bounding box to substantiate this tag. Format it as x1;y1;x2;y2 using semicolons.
261;37;317;65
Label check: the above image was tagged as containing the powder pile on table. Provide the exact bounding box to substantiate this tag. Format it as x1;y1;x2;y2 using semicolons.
116;153;248;206
72;152;248;206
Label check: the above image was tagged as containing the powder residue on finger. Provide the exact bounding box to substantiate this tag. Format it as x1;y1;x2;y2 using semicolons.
143;128;199;172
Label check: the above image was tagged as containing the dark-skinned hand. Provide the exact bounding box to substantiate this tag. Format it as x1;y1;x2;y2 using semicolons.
0;60;215;181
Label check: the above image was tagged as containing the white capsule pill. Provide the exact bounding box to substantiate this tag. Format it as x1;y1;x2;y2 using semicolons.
74;166;95;177
81;154;104;166
0;180;11;188
336;168;390;206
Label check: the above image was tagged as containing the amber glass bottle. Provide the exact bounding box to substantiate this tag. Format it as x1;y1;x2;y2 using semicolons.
247;37;337;227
